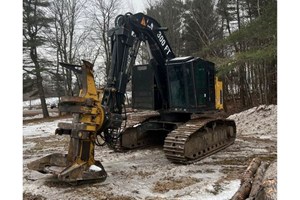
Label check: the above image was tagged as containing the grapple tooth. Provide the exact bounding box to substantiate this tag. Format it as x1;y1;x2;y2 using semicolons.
27;153;107;184
60;96;86;104
27;153;68;174
58;161;107;184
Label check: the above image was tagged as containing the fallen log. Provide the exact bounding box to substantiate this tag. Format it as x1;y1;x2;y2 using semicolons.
231;157;261;200
231;181;252;200
248;161;270;198
241;157;261;184
254;161;277;200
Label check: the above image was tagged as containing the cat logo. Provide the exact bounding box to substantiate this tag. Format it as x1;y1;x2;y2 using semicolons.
140;17;146;26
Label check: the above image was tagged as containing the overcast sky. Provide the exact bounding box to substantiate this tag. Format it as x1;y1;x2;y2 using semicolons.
123;0;148;13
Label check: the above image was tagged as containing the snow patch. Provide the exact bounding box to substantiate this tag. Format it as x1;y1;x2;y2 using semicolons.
228;104;277;139
89;165;102;172
23;118;72;136
23;97;59;108
23;112;59;120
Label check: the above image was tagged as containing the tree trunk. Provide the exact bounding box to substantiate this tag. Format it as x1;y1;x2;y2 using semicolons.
239;65;246;107
263;62;269;105
236;0;241;30
245;64;253;107
246;0;253;21
258;65;263;104
270;60;277;104
257;0;261;16
30;47;49;118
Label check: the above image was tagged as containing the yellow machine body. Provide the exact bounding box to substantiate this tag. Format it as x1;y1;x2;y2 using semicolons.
215;77;224;110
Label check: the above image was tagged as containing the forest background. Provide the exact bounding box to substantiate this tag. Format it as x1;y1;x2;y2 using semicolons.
22;0;277;117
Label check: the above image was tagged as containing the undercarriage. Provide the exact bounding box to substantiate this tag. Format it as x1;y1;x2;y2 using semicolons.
114;111;236;164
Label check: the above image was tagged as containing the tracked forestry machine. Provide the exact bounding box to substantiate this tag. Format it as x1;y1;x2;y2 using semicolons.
28;13;236;184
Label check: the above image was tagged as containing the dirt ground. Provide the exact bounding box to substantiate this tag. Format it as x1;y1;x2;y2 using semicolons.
23;105;277;200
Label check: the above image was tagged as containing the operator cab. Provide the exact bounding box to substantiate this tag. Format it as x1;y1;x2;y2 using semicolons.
132;56;216;114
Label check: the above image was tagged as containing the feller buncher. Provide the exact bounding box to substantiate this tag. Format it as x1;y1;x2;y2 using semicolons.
28;13;236;184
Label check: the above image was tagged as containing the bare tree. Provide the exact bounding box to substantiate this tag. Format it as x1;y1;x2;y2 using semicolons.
47;0;89;96
89;0;122;82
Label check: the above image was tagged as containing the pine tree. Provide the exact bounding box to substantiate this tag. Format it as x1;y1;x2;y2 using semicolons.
206;0;277;107
23;0;53;117
183;0;221;57
146;0;185;56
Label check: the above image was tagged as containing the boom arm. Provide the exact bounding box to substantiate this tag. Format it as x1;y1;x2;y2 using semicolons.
100;13;175;139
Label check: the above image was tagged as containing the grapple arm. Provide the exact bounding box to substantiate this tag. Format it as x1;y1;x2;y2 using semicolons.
27;60;107;184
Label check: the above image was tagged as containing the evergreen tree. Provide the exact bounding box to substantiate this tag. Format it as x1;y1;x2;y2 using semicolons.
207;0;277;107
146;0;185;56
183;0;221;57
23;0;53;117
